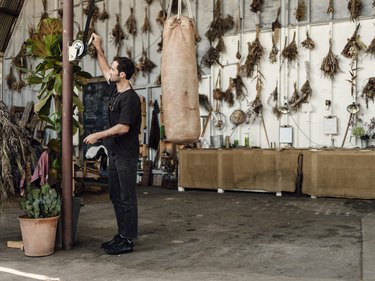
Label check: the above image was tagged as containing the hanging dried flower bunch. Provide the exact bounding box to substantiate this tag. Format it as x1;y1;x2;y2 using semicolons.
126;47;133;59
197;63;203;82
6;67;18;91
269;42;279;64
12;43;28;70
223;78;235;108
145;0;154;4
199;94;213;113
155;74;162;86
362;77;375;108
156;9;167;26
205;0;234;50
288;82;301;111
289;62;312;110
269;8;281;64
249;68;264;117
99;2;109;22
250;0;263;13
281;32;298;63
201;46;221;68
327;0;334;14
125;7;137;36
341;24;366;60
137;48;156;77
268;85;282;119
321;39;340;79
215;37;226;53
347;0;361;21
111;14;126;49
142;7;151;34
301;30;315;49
232;64;247;101
366;37;375;56
294;0;306;21
241;25;263;78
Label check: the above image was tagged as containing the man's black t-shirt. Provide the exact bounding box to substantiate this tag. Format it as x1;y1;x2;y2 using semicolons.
106;82;141;159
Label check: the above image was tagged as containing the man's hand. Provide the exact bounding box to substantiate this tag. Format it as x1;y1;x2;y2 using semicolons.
83;132;102;145
90;33;103;51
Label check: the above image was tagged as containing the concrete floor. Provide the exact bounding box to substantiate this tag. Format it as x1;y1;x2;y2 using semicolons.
1;186;375;281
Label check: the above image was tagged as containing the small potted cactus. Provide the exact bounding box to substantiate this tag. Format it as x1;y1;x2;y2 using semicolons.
19;184;61;256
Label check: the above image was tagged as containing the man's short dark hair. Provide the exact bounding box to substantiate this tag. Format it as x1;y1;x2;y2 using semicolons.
114;56;135;80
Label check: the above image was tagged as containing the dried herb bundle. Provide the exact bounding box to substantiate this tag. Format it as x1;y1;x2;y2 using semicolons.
242;25;263;78
366;37;375;56
250;0;263;13
301;30;315;49
291;63;313;110
205;0;234;49
321;39;340;79
281;32;298;63
145;0;154;4
288;82;301;111
362;77;375;108
201;46;221;68
223;78;235;108
249;68;264;117
99;2;109;22
213;88;224;101
269;42;279;64
156;9;167;26
137;49;156;77
6;67;18;91
232;64;247;101
199;94;213;113
125;7;137;36
341;24;366;60
268;85;282;119
327;0;334;13
294;0;306;21
111;14;126;49
142;7;151;34
347;0;361;21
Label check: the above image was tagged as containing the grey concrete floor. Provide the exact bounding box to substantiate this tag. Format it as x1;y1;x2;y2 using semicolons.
1;186;375;281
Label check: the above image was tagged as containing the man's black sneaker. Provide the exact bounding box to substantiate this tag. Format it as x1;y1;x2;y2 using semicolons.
101;234;122;249
104;238;133;255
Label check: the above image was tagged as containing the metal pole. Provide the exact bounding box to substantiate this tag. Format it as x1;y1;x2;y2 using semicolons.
62;0;73;250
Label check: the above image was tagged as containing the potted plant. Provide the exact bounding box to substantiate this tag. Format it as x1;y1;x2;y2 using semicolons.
352;125;370;148
19;183;61;256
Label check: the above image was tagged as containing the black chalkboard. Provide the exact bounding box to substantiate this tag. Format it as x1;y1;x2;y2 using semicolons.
83;80;111;155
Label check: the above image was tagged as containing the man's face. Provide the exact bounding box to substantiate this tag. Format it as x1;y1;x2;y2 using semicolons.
109;61;125;82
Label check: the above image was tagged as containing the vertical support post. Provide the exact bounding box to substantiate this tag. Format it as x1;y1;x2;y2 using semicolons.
62;0;73;250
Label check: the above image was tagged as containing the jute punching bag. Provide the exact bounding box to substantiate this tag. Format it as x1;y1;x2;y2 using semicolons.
161;0;201;144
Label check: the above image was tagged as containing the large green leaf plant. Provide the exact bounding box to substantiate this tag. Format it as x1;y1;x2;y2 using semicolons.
26;17;92;184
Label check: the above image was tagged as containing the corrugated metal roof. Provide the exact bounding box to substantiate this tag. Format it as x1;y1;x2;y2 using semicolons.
0;0;25;53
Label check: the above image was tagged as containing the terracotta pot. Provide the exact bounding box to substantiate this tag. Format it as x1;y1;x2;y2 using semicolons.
18;215;59;257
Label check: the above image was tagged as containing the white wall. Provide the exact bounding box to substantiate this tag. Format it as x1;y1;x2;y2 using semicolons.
2;0;375;149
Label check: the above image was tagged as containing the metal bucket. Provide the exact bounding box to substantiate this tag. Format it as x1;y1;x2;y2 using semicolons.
210;135;224;148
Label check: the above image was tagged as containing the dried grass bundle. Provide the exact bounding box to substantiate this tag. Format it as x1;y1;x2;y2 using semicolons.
366;37;375;56
362;77;375;108
125;7;137;36
281;32;298;63
250;0;263;13
321;39;340;79
294;0;306;21
99;2;109;22
223;78;235;107
142;7;151;34
327;0;334;13
288;83;301;111
341;24;366;60
233;64;247;101
301;30;315;49
156;9;167;26
241;25;263;77
205;0;234;47
111;14;126;48
137;49;156;77
348;0;361;21
201;46;221;68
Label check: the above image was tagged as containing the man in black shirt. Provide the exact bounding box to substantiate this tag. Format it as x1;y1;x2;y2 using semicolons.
84;33;141;255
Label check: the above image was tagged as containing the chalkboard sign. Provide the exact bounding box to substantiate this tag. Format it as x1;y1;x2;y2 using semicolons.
83;80;110;155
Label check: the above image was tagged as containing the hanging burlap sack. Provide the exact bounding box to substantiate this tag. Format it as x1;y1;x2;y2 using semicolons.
161;0;200;144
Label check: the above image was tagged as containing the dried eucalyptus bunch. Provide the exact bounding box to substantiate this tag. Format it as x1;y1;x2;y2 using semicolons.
341;24;366;60
242;25;263;78
281;32;298;63
327;0;334;13
125;7;137;36
362;77;375;108
321;39;340;79
348;0;361;21
294;0;306;22
301;30;315;49
250;0;263;13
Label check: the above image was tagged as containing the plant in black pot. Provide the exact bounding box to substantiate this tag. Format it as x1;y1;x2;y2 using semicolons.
19;183;61;256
